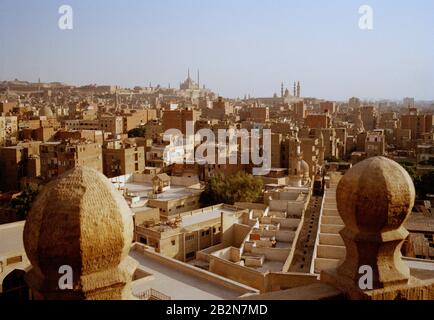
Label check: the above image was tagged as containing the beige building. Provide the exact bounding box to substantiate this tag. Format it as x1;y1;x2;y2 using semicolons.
0;116;18;145
365;129;386;158
123;109;158;132
0;142;41;191
135;204;244;261
64;119;100;131
103;140;145;178
40;141;102;180
109;172;203;219
99;116;124;135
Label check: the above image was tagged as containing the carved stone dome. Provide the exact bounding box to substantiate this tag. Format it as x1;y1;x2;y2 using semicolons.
336;156;415;233
23;166;136;300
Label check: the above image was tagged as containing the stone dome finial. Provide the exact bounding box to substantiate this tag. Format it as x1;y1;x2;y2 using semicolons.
335;156;415;289
23;166;137;300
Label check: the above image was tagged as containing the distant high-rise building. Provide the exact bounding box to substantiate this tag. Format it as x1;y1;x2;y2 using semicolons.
360;106;376;131
403;97;415;109
400;113;434;140
349;97;361;110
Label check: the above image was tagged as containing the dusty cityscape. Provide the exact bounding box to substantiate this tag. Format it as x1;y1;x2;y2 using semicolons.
0;1;433;305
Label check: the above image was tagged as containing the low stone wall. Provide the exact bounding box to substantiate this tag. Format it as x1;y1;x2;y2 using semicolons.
209;254;268;292
267;272;320;292
135;244;258;295
251;247;290;261
208;252;321;293
196;243;226;262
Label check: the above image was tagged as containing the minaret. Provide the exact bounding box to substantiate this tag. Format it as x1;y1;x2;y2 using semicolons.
197;69;200;88
297;81;301;97
281;82;284;98
293;81;297;96
188;68;190;79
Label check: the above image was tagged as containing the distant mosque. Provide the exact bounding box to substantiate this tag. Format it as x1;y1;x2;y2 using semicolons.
281;81;301;98
178;69;215;100
179;69;202;91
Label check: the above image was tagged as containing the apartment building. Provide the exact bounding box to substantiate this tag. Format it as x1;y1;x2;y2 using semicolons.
103;140;145;178
134;204;244;261
40;141;102;180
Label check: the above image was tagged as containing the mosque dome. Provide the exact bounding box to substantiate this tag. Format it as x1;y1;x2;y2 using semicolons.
336;156;415;233
23;166;136;299
39;106;53;117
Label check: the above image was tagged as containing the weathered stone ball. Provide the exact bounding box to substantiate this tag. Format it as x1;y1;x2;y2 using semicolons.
336;156;415;233
23;166;134;278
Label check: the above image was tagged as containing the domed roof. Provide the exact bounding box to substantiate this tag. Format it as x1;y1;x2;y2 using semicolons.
24;166;134;281
336;156;415;233
39;106;53;117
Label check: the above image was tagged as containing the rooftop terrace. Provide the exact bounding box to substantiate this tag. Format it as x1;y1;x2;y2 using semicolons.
129;245;258;300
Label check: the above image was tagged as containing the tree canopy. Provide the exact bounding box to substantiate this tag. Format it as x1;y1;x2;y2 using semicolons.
399;162;434;199
200;171;263;206
11;185;41;220
127;127;146;138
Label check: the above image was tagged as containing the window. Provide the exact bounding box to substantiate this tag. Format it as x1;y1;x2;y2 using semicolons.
186;234;194;241
171;240;176;246
206;230;210;235
186;252;195;259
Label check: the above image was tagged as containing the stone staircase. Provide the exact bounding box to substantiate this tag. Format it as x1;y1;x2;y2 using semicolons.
313;173;345;273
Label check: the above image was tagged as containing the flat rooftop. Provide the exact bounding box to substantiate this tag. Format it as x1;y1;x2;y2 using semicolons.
181;207;237;227
125;182;201;201
129;248;254;300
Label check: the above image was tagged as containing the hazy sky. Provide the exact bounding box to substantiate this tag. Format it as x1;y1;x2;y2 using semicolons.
0;0;433;100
